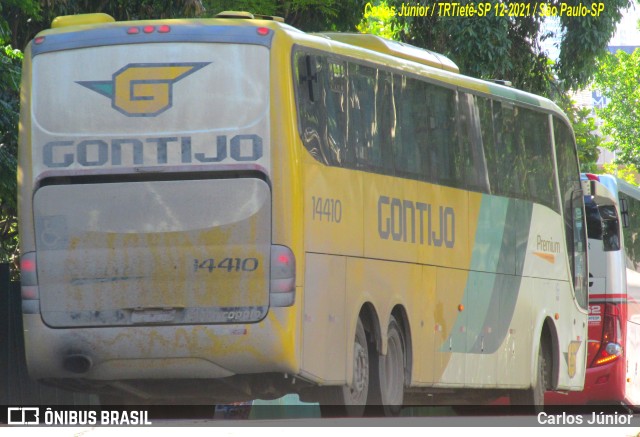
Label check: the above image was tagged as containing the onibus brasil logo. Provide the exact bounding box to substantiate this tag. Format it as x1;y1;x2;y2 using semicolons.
77;62;209;117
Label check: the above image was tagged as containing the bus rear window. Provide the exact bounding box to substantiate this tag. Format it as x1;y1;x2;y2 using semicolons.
585;198;621;251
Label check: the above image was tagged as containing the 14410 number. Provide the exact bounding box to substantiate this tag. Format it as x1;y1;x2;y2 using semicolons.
312;196;342;223
194;257;259;273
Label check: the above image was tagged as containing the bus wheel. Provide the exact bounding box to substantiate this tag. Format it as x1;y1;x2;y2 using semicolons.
510;341;547;412
319;317;369;417
375;315;405;416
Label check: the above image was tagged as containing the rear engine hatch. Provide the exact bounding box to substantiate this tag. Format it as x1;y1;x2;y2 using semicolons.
34;177;271;327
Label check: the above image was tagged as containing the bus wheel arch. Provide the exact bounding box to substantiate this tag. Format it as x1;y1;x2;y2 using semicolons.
510;317;555;409
359;303;412;380
318;314;372;417
355;302;383;414
369;305;411;416
526;316;558;394
317;303;381;417
390;305;412;387
358;302;382;357
542;317;560;390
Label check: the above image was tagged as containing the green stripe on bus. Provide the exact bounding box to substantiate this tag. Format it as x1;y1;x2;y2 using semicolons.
442;197;533;354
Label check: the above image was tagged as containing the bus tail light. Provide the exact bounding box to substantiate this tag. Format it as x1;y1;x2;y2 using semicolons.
127;25;171;35
591;303;623;367
20;252;40;314
270;245;295;307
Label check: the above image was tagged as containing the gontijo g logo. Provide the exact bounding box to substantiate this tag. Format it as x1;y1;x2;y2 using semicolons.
77;62;209;117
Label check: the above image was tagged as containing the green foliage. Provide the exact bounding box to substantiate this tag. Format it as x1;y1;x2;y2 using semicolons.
602;162;638;186
391;0;629;95
0;0;41;47
572;106;603;169
2;0;207;50
0;44;22;270
593;49;640;168
389;0;553;94
356;1;400;40
555;96;603;172
557;0;631;89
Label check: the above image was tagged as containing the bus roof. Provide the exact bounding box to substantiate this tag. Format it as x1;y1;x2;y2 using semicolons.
38;12;566;121
599;174;640;201
315;33;459;74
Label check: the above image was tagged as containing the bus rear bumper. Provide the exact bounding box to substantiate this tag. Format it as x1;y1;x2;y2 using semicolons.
22;309;299;390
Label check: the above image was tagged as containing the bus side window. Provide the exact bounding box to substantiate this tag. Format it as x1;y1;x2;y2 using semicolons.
425;84;458;187
295;52;348;167
296;53;327;164
458;92;490;193
298;54;319;102
325;59;348;166
519;108;556;211
393;75;429;180
477;96;496;194
490;101;518;198
554;117;588;309
600;205;621;252
621;197;630;228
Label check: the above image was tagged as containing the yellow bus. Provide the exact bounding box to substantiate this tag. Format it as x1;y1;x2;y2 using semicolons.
18;11;588;415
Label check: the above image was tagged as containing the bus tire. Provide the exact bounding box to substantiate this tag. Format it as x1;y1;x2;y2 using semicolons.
510;340;548;412
373;315;405;416
318;317;370;417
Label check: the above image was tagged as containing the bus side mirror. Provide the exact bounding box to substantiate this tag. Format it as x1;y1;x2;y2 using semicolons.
600;205;621;252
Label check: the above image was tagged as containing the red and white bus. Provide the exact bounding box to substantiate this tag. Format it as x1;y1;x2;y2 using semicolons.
547;173;640;407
